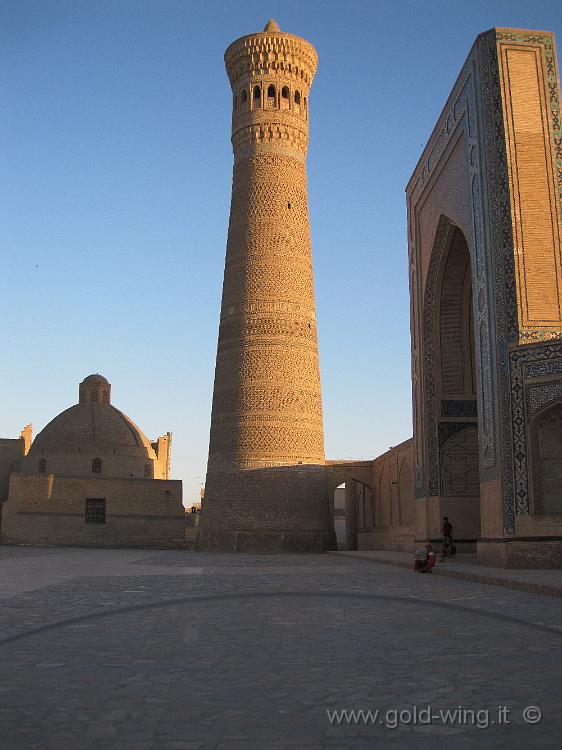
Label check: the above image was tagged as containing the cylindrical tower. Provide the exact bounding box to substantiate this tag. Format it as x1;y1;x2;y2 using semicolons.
199;19;335;552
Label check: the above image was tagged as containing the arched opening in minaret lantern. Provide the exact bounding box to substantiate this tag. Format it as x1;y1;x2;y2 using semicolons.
267;84;276;109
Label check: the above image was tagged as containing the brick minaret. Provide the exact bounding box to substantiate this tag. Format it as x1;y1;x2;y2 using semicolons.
199;19;335;552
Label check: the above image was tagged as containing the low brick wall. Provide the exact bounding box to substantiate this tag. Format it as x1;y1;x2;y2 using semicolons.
1;474;185;549
477;538;562;568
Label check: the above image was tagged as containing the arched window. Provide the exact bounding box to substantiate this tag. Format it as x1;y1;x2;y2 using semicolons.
267;84;276;108
281;86;290;110
92;457;102;474
38;458;46;474
531;403;562;514
144;463;151;478
253;85;261;108
294;90;301;109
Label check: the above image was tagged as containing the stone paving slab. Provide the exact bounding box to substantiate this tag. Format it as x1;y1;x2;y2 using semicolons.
2;547;562;749
329;550;562;598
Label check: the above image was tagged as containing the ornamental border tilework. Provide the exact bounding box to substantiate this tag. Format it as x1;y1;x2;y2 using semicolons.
510;342;562;514
417;61;496;492
477;30;516;534
479;29;562;532
408;29;561;536
495;32;562;293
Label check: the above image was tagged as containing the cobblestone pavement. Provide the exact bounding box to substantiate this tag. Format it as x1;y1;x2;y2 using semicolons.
1;547;562;750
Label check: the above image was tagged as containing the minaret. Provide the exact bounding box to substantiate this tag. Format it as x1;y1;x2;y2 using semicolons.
199;19;335;552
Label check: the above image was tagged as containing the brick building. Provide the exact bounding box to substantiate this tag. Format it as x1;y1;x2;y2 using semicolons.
334;28;562;568
0;374;184;548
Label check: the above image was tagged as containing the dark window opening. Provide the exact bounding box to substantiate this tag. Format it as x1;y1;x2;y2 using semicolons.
38;458;46;474
267;84;276;98
253;86;261;101
282;86;289;99
531;403;562;514
288;202;292;209
294;90;301;105
85;498;106;524
92;457;102;473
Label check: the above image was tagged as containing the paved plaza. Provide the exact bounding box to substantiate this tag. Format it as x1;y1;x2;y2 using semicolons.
1;547;562;749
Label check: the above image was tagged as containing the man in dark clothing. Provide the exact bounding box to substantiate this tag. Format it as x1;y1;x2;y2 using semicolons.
440;516;453;560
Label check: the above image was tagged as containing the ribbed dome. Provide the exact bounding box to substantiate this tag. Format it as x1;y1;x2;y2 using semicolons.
29;403;156;459
21;398;164;480
21;374;171;480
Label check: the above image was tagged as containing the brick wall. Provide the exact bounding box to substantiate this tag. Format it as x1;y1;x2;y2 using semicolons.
361;439;415;552
0;438;26;504
1;474;185;548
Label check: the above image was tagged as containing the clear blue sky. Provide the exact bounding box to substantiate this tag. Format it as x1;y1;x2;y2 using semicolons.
2;0;561;505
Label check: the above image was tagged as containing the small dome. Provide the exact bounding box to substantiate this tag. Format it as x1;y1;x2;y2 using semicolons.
79;373;111;405
82;373;109;385
263;19;280;32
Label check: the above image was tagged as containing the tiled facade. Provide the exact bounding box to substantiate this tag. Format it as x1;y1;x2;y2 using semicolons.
407;28;562;567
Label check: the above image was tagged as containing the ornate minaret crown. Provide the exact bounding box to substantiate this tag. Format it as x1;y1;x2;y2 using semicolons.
224;19;318;162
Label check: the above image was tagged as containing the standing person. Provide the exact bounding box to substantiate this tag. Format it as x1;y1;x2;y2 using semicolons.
440;516;453;561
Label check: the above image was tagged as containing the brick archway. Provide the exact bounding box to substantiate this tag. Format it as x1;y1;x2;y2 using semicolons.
325;461;374;496
326;462;374;550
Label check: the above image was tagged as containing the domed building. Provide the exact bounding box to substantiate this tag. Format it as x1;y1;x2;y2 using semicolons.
22;374;171;481
1;375;184;548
